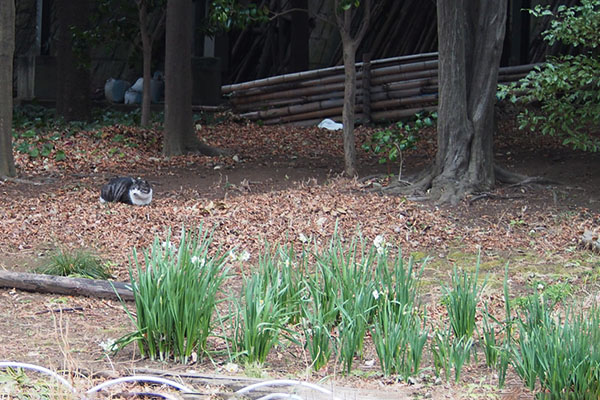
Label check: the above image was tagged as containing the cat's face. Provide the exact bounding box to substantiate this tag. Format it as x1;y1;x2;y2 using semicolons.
132;179;151;193
130;179;153;205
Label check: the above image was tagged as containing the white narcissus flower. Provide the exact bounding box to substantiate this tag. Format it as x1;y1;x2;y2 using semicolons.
374;234;385;248
223;362;239;373
99;338;116;352
374;234;387;255
372;289;380;300
240;250;251;262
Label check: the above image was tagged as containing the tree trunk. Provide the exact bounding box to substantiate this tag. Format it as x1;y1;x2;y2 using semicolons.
0;0;15;178
289;0;309;73
138;0;153;127
389;0;507;205
335;0;371;177
55;0;91;122
342;39;358;176
164;0;225;157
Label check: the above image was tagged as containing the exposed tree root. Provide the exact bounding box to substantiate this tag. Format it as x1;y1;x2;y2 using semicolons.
494;165;560;186
468;193;526;205
379;164;561;205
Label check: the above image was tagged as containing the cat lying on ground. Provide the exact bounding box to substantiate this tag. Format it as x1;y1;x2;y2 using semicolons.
100;176;153;205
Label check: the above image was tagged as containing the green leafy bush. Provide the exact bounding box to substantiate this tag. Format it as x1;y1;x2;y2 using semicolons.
362;112;434;180
499;0;600;151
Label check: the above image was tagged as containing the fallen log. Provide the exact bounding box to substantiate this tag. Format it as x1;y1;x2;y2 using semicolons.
0;270;134;301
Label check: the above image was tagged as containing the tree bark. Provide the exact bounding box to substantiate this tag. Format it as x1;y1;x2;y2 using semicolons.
138;0;153;127
0;0;16;178
289;0;309;73
335;0;371;177
136;0;165;127
388;0;507;205
164;0;225;157
55;0;91;122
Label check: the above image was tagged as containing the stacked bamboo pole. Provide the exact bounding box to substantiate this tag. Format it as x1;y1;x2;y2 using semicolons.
222;52;535;126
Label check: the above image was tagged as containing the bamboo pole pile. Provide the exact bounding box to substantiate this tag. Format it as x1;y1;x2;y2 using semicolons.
222;52;536;126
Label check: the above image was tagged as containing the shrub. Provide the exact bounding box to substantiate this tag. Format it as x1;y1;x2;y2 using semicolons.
361;112;434;180
499;0;600;152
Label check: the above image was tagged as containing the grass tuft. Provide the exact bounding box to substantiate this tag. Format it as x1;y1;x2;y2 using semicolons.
38;248;113;280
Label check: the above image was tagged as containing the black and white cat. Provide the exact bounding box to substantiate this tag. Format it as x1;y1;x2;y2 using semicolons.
100;177;153;206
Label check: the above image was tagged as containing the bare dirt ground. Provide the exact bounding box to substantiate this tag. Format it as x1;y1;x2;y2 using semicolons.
1;111;599;399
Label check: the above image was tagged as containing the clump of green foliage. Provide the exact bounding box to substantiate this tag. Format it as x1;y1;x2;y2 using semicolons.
499;0;600;151
107;225;600;396
362;112;435;180
442;262;486;340
38;248;113;280
119;226;230;363
511;295;600;398
13;129;66;161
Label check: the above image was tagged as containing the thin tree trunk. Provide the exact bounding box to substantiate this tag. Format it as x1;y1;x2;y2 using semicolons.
0;0;16;178
138;0;153;127
336;0;371;177
342;40;358;176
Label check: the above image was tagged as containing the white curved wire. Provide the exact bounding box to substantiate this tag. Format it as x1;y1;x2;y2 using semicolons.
0;362;77;394
256;393;304;400
1;362;342;400
86;374;193;394
236;379;342;400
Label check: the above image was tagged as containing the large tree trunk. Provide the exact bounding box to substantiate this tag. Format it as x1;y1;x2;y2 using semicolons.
164;0;225;157
389;0;507;205
0;0;16;178
55;0;91;122
336;0;371;177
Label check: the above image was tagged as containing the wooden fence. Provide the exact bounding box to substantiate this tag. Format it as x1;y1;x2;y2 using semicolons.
222;52;535;126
